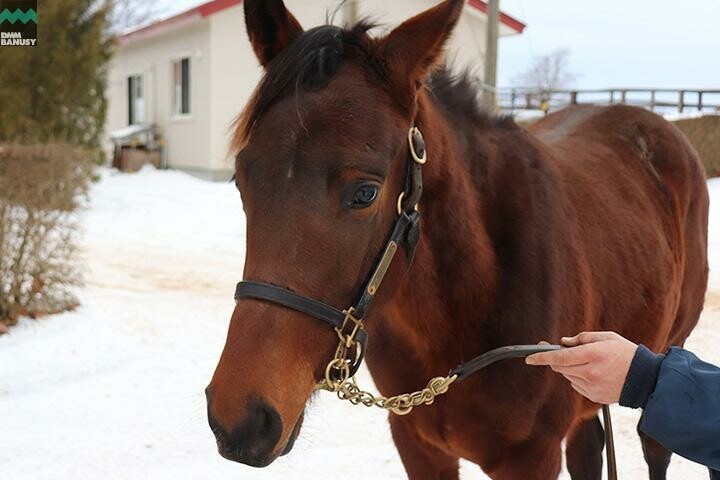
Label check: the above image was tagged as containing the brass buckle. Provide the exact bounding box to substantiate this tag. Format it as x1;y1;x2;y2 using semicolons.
335;307;363;349
408;127;427;165
322;308;365;386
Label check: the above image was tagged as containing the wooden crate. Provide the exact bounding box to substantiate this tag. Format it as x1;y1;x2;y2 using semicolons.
116;148;161;172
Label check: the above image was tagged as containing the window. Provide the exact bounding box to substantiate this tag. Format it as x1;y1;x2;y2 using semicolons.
127;74;144;125
172;57;190;116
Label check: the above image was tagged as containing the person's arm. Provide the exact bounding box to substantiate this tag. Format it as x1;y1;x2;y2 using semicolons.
623;345;720;471
526;332;720;471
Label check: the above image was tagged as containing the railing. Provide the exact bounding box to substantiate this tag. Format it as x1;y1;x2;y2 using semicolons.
497;88;720;115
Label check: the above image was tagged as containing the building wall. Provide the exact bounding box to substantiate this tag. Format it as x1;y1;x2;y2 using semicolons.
107;21;213;176
207;0;354;174
206;1;500;173
109;1;517;180
343;0;490;77
207;4;259;176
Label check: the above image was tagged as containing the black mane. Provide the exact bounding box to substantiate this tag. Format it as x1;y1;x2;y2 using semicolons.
427;67;516;130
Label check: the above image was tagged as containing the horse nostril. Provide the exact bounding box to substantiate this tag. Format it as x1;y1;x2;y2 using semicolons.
239;399;282;452
208;397;283;467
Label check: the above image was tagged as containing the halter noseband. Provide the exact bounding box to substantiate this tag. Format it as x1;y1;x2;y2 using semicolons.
234;126;427;378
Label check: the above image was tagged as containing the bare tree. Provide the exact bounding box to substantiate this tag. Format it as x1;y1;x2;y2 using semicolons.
514;49;576;93
107;0;162;34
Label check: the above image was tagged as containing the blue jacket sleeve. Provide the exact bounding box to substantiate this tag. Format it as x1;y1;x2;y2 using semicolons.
620;345;720;471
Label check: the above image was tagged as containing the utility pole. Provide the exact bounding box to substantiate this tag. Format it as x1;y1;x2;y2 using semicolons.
342;0;359;25
483;0;499;108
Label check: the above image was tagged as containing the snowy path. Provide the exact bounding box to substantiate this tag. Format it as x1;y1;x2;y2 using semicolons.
1;168;718;479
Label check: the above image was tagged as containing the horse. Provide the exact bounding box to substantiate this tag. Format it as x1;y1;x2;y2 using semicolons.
206;1;709;478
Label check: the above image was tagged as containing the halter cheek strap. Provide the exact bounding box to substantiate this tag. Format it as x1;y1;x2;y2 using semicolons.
234;126;426;377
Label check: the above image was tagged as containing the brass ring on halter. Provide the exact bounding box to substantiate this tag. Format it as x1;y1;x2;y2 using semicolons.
397;192;419;216
397;192;405;216
325;358;350;387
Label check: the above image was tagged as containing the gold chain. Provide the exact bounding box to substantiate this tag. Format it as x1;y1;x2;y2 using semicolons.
319;373;457;416
317;308;457;416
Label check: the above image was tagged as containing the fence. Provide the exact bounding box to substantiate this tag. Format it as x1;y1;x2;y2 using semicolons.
497;88;720;115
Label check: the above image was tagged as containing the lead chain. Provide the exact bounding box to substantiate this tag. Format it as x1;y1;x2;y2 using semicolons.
322;374;457;416
318;322;457;415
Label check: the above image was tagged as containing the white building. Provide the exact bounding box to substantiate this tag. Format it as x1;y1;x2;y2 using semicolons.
106;0;524;180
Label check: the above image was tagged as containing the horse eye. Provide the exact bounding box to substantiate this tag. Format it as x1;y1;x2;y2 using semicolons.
350;184;379;209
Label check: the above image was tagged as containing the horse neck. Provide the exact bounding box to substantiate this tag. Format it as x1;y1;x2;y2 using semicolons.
380;94;499;364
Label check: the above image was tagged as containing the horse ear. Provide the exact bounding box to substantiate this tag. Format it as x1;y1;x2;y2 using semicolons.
378;0;464;92
244;0;304;67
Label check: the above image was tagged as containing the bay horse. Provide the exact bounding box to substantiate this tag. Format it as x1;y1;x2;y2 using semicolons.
206;1;709;478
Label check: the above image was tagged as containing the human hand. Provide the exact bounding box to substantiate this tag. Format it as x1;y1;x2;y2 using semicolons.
525;331;638;404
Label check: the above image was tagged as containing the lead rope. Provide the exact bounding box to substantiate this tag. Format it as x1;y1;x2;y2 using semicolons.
602;404;618;480
318;325;619;478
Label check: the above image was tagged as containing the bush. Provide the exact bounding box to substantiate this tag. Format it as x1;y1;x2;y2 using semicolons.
671;115;720;178
0;144;94;327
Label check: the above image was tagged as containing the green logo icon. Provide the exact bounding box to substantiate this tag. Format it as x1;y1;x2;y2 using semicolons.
0;8;37;25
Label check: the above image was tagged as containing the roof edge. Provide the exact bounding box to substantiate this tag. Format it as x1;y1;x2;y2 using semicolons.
116;8;204;46
117;0;525;46
468;0;526;33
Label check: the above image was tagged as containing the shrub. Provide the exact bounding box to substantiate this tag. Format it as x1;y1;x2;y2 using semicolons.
0;144;93;327
671;115;720;179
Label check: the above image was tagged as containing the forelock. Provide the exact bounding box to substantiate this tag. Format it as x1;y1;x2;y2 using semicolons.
230;22;383;155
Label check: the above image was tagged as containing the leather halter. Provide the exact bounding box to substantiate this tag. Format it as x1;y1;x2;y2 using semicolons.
234;126;427;376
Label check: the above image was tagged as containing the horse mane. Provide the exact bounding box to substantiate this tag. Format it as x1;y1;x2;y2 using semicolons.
426;67;517;130
230;22;513;154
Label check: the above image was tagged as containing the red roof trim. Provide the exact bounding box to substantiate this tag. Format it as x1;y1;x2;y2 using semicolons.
118;0;525;44
117;8;202;46
468;0;526;33
197;0;242;17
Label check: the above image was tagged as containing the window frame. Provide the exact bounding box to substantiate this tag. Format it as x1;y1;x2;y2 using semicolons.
127;73;145;126
170;55;192;120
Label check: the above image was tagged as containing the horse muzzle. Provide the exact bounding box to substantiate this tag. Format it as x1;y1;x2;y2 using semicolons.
206;390;304;467
206;395;281;467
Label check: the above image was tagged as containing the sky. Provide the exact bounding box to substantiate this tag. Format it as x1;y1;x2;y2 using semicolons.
158;0;720;89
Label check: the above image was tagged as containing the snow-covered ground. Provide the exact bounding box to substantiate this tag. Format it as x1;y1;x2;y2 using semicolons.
1;167;718;479
511;109;720;123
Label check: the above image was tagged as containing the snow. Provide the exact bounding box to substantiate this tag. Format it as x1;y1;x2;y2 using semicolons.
662;111;720;122
2;166;719;479
510;109;720;123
